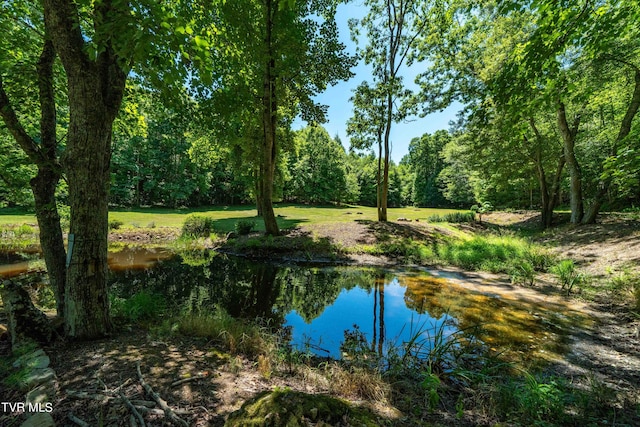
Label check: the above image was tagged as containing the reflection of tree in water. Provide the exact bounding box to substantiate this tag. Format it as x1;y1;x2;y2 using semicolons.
277;267;384;324
109;255;282;323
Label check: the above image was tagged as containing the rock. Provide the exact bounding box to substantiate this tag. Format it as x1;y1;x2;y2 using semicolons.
308;407;318;420
1;280;53;348
13;349;50;369
21;368;56;391
26;382;57;407
20;413;55;427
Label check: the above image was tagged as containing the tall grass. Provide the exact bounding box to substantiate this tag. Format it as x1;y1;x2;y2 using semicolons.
372;231;555;279
162;309;276;358
427;211;476;223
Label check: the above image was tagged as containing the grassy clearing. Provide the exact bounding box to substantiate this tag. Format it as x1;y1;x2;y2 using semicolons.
0;204;460;230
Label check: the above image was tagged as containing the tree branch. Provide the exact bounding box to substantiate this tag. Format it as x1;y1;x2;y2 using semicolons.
0;76;47;166
42;0;89;72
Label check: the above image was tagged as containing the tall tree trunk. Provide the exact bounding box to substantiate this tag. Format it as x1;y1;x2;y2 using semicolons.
529;119;565;229
30;171;66;317
63;106;115;338
583;68;640;224
376;132;383;220
260;0;280;236
379;90;392;222
546;154;565;226
44;0;127;338
35;38;66;318
557;102;584;224
0;39;67;317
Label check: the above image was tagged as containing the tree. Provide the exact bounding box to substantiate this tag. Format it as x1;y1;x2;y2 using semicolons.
198;0;355;235
406;130;450;207
38;0;200;338
347;81;386;216
287;125;349;204
1;4;67;317
350;0;430;221
498;0;640;224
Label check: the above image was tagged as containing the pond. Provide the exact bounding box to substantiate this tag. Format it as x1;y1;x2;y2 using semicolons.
1;246;587;363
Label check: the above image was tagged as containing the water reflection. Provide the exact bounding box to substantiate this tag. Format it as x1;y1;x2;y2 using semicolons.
0;246;585;363
107;249;587;363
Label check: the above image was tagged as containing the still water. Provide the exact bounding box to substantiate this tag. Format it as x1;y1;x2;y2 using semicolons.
1;246;586;362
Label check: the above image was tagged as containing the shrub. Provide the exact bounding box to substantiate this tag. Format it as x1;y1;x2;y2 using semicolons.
181;214;215;237
15;224;35;236
427;211;476;223
470;201;493;223
110;291;166;322
108;219;124;230
235;219;256;235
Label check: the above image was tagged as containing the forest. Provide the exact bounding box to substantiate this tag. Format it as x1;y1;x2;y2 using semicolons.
1;0;639;426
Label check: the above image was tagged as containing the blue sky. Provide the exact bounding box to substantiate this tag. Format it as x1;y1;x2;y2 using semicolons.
294;2;460;163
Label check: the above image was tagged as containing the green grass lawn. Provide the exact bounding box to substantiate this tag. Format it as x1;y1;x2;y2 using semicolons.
0;204;463;231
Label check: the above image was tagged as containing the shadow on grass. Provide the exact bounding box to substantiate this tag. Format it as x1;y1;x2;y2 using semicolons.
0;207;35;216
226;227;343;260
274;202;356;210
356;219;439;244
110;205;259;215
210;216;306;233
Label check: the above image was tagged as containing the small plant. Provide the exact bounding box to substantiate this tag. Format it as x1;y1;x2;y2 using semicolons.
509;260;535;286
108;219;124;230
550;260;586;293
470;201;493;224
420;368;442;412
15;224;35;236
181;214;215;237
235;219;256;235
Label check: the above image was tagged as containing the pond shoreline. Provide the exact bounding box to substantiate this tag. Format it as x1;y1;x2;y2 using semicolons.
2;213;639;426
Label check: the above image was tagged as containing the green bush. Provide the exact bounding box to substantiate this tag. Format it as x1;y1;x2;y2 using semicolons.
181;214;215;237
15;224;35;236
235;219;256;235
110;291;166;322
108;219;124;230
427;211;476;223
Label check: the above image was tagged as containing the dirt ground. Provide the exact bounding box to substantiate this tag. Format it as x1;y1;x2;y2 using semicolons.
2;211;640;426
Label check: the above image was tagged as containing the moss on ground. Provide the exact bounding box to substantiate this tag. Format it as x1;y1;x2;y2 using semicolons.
225;389;382;427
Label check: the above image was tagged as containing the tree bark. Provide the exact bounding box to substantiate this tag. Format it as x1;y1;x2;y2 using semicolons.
557;102;584;224
260;0;280;236
43;0;127;338
35;38;67;318
0;39;67;317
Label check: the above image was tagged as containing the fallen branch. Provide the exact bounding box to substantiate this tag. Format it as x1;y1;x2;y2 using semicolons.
136;361;189;427
68;413;90;427
171;373;206;387
119;391;146;427
135;406;192;416
130;399;156;408
66;390;114;403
